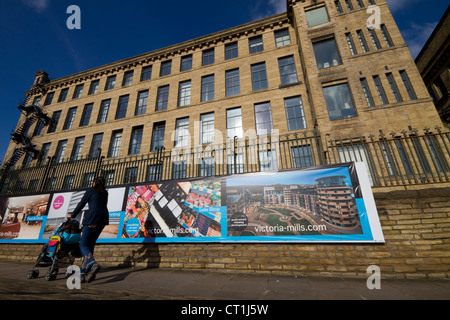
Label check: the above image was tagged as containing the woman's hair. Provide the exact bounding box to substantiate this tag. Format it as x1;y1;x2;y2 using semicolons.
93;176;108;196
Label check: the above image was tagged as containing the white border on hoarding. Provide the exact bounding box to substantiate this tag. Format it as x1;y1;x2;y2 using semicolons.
355;162;385;243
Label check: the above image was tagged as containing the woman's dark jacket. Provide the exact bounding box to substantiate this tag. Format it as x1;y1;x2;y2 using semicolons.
71;188;109;226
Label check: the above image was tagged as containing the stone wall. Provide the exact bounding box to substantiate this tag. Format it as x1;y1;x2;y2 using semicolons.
1;186;449;279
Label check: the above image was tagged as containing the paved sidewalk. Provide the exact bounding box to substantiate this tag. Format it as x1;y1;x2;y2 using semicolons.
0;261;449;301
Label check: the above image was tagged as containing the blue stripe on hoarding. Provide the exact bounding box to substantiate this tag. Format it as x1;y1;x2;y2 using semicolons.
0;163;383;244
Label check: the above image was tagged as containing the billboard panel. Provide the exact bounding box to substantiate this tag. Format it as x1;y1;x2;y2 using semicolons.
0;163;384;244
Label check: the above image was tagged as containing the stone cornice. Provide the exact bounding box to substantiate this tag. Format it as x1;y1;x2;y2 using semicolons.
26;12;290;96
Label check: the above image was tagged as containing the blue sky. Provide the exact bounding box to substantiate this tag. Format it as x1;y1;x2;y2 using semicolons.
0;0;448;162
227;166;352;186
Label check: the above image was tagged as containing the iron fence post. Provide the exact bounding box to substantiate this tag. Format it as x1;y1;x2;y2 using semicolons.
38;156;53;192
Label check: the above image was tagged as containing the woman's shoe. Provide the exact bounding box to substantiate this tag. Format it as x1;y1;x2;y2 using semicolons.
86;264;101;283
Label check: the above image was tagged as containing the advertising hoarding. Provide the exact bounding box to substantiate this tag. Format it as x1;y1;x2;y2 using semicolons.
0;163;384;244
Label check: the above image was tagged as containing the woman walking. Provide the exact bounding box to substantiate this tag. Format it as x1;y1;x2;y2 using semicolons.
68;176;109;282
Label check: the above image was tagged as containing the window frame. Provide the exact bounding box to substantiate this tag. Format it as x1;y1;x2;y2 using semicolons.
180;54;193;72
292;145;314;168
174;117;190;148
135;90;149;116
251;62;269;91
399;70;417;100
346;33;357;55
122;70;134;87
63;107;77;131
128;126;144;155
305;6;330;28
72;84;83;99
160;60;172;77
88;80;100;95
357;30;369;53
226;107;243;140
274;28;291;47
322;82;358;121
380;24;394;47
140;65;152;82
335;0;343;14
105;75;116;91
249;35;264;54
368;28;381;50
360;78;375;107
278;55;299;85
201;74;215;102
115;95;129;120
47;110;61;133
156;85;170;111
284;96;307;131
55;139;68;163
97;99;110;123
386;73;403;103
58;88;68;103
225;42;238;60
202;48;215;66
89;133;103;159
200;112;215;144
79;103;93;127
71;136;85;161
225;69;241;97
178;80;192;107
373;75;389;105
44;92;55;106
312;37;342;70
151;122;166;152
254;101;273;136
38;143;51;165
108;130;123;158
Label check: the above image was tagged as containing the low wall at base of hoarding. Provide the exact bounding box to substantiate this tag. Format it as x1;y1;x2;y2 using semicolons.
0;186;449;279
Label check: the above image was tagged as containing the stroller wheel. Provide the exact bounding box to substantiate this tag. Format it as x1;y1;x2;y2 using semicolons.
27;269;39;279
45;267;59;281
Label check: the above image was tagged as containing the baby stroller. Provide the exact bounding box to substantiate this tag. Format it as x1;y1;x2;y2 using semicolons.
27;219;82;281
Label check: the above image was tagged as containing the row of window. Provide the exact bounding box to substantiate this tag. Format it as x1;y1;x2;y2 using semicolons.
306;0;376;28
305;1;395;69
31;69;417;164
27;95;306;167
37;28;292;108
334;0;376;15
33;55;300;136
38;2;391;112
38;141;281;187
30;67;416;168
344;25;394;56
38;26;397;137
33;6;397;136
323;69;416;121
360;70;417;107
310;26;394;72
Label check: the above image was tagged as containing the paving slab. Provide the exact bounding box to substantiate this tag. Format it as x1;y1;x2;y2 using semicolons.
0;261;449;300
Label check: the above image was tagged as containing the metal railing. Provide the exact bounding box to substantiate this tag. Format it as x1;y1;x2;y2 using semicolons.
0;128;448;195
325;128;450;187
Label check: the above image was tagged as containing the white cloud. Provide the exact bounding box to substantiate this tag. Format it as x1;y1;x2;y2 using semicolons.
268;0;286;14
385;0;422;13
22;0;50;13
402;21;438;58
251;0;287;20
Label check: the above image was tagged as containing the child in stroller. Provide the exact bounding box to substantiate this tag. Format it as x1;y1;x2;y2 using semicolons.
27;218;82;281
